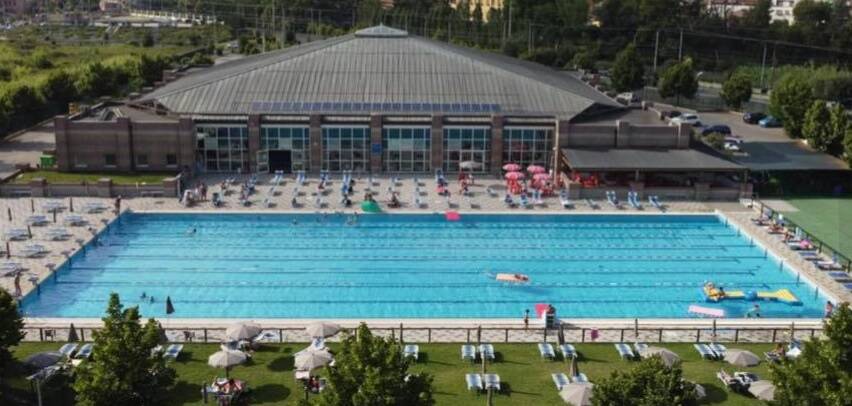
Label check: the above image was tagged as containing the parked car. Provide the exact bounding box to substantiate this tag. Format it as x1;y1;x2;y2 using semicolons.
669;113;702;127
759;115;782;128
701;125;733;137
661;110;682;119
742;112;766;124
616;92;641;107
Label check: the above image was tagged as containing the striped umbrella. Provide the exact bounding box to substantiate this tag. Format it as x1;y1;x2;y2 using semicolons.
504;171;525;181
502;163;521;172
527;165;546;174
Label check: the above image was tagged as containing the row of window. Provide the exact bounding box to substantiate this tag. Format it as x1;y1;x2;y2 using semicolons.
77;154;178;169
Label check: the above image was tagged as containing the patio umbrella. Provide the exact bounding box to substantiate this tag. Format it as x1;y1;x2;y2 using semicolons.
748;380;776;401
305;322;340;338
225;322;262;342
295;349;333;371
533;173;551;181
459;161;482;170
502;163;521;172
568;356;578;378
67;323;78;342
559;382;594;406
638;346;680;367
527;165;546;174
207;350;247;378
165;296;175;315
504;171;525;181
724;349;760;367
24;352;64;369
693;382;706;399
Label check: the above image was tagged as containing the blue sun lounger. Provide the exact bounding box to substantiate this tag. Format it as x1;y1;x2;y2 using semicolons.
828;272;852;282
633;342;648;354
709;343;727;358
694;343;716;359
479;344;495;361
403;344;419;361
75;343;93;359
552;373;570;390
58;343;78;357
538;343;555;360
163;344;183;360
572;373;589;383
559;343;578;359
461;344;476;362
615;343;635;360
466;373;483;391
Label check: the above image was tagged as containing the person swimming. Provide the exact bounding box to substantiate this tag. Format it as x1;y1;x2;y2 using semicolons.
186;227;196;235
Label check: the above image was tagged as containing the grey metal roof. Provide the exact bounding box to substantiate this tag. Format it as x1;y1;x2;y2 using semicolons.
142;26;620;119
562;147;745;171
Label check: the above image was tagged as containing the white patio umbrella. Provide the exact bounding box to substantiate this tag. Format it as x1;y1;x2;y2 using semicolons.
459;161;482;170
692;382;706;399
207;350;247;378
295;349;333;371
748;380;776;401
306;322;340;338
638;346;680;367
225;321;262;341
559;382;594;406
724;349;760;367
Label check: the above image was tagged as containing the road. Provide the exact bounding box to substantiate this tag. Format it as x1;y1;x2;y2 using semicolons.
0;122;55;181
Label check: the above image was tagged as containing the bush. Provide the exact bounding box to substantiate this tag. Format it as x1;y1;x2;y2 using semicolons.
770;72;815;138
802;100;834;152
611;44;645;92
702;132;726;151
721;72;753;110
0;289;24;372
592;356;697;406
658;57;698;103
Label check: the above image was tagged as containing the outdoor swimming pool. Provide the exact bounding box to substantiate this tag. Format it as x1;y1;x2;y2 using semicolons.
20;213;827;319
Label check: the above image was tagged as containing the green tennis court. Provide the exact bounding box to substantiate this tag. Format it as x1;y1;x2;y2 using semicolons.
780;198;852;259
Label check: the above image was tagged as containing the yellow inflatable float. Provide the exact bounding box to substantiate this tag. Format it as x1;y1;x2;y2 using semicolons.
703;282;801;305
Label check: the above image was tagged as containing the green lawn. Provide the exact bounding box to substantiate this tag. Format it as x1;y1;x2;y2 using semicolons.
6;342;777;405
12;170;176;185
780;197;852;259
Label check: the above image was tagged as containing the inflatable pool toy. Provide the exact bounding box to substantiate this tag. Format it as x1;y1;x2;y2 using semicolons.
703;283;801;305
361;201;381;213
445;211;461;221
688;304;726;318
495;273;530;283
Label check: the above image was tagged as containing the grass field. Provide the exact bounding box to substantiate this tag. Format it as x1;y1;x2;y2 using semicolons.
6;342;776;405
780;197;852;259
12;170;176;185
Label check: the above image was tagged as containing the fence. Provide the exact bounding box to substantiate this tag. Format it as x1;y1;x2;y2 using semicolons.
751;197;851;273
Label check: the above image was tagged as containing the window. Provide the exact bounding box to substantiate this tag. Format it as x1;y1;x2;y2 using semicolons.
136;154;148;167
166;154;178;166
382;127;430;172
195;125;249;172
443;127;491;173
104;154;117;167
261;126;311;171
322;127;370;172
502;128;554;169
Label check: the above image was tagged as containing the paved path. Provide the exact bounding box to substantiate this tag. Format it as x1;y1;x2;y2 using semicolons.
0;122;55;180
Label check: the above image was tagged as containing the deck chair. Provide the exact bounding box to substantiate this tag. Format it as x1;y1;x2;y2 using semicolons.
482;373;501;391
709;343;727;358
75;343;93;359
466;373;483;391
479;343;495;361
538;343;555;360
403;344;419;361
559;343;578;359
461;344;476;362
693;343;716;360
633;342;648;355
614;343;635;360
58;343;78;357
163;344;183;360
571;373;589;383
552;373;570;390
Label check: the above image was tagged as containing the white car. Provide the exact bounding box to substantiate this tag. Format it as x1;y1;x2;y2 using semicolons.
669;113;702;127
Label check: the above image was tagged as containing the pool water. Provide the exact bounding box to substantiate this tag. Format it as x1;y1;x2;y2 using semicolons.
20;213;826;319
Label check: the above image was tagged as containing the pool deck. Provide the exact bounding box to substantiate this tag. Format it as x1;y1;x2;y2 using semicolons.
2;174;849;335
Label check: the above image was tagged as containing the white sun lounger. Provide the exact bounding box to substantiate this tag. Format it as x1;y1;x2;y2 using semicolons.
552;373;570;390
817;261;843;270
45;228;72;240
559;343;578;359
560;190;573;209
709;343;727;357
479;343;495;360
649;195;664;210
633;342;648;354
163;344;183;360
461;344;476;361
5;228;29;241
58;343;78;357
403;344;419;361
538;343;555;360
42;201;65;212
615;343;635;360
0;262;22;277
26;215;49;226
572;373;589;383
466;373;483;391
606;191;620;208
487;187;497;197
63;215;87;226
694;343;716;359
20;244;47;258
482;373;501;391
75;343;94;359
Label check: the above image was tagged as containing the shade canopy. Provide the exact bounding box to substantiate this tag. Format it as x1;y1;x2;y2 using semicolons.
24;352;64;369
208;350;248;369
504;171;525;180
306;322;340;338
527;165;546;174
562;147;744;172
295;349;333;371
225;322;262;341
724;349;760;367
639;346;680;367
502;163;521;172
559;382;594;406
748;380;775;401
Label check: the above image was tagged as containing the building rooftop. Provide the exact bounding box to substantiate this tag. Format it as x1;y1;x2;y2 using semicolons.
562;146;745;172
141;25;620;119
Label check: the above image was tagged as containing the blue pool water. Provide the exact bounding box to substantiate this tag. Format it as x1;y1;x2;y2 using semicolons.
20;213;827;319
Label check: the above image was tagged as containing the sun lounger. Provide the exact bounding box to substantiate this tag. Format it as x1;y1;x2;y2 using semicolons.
0;262;22;277
798;251;821;261
81;202;109;213
45;228;72;241
560;190;573;209
817;261;843;271
487;187;497;198
5;228;29;241
163;344;183;360
717;369;742;391
58;343;78;357
538;343;555;360
614;343;635;360
465;373;483;391
827;272;852;282
633;342;648;354
504;195;516;208
764;351;783;363
519;194;530;209
20;244;47;258
559;343;578;359
75;343;93;359
42;201;65;212
606;191;620;208
26;215;48;226
403;344;419;361
479;343;495;360
628;191;642;209
709;343;727;357
571;373;589;383
552;373;570;390
649;195;664;211
694;343;716;359
482;373;501;391
461;344;476;361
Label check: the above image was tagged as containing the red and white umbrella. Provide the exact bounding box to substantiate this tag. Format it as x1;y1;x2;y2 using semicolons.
527;165;546;174
502;163;521;172
504;171;525;181
533;173;551;181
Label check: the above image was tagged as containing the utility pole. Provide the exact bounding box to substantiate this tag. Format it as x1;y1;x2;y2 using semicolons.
759;42;768;90
653;30;660;73
527;22;532;54
507;0;513;39
678;29;684;61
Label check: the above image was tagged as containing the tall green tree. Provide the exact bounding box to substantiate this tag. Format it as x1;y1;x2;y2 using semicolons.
316;323;434;406
611;44;645;92
658;57;698;104
828;103;850;155
41;70;78;108
556;0;589;28
0;289;24;372
793;0;832;44
592;356;697;406
739;0;772;29
771;303;852;405
844;126;852;167
770;72;815;139
803;100;834;152
720;72;753;110
73;294;175;406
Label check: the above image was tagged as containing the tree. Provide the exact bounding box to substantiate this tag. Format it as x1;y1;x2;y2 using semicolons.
142;32;155;47
0;83;46;128
739;0;772;29
658;57;698;104
73;294;175;406
592;356;697;406
0;289;24;371
793;0;832;44
74;62;116;98
316;323;434;406
555;0;589;28
828;103;850;156
771;303;852;405
770;72;815;139
611;44;645;92
41;70;78;107
803;100;834;152
721;72;753;110
845;126;852;167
